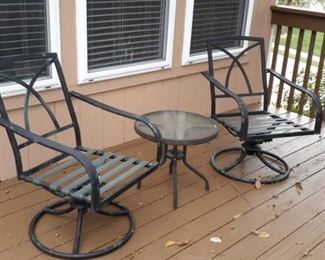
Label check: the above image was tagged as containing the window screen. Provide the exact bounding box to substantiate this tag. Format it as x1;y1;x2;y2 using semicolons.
0;0;49;81
87;0;167;72
190;0;248;55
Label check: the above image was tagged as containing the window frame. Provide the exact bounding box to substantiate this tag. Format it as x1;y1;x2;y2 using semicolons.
0;0;61;97
76;0;176;85
182;0;255;66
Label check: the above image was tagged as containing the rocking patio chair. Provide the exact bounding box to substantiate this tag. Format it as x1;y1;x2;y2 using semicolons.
202;36;322;184
0;53;164;259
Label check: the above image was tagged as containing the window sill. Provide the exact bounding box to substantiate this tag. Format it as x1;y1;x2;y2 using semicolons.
182;47;248;66
78;60;172;85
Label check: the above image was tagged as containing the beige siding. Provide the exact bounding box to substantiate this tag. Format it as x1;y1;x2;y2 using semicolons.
0;0;275;180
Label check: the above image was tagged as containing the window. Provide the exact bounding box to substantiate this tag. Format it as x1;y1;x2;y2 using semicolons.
76;0;176;84
0;0;60;96
182;0;254;65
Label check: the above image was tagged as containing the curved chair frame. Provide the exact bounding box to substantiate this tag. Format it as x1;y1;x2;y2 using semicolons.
0;53;164;258
202;36;322;184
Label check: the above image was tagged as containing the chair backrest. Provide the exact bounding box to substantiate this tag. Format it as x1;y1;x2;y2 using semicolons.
0;53;81;177
207;36;269;114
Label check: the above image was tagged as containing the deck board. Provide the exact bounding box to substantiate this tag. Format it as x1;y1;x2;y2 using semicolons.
0;117;324;260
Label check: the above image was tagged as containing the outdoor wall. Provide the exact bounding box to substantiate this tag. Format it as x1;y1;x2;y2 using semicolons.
0;0;275;180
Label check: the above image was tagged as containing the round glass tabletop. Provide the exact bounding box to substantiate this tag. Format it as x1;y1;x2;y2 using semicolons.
134;110;218;146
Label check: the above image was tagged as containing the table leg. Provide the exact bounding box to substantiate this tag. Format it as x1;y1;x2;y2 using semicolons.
182;146;210;191
169;145;179;209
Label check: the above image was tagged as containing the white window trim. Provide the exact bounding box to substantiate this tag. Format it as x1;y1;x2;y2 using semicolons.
1;0;61;98
76;0;176;85
182;0;255;66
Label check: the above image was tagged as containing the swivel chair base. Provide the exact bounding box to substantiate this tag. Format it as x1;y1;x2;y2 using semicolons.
29;198;135;259
210;142;290;184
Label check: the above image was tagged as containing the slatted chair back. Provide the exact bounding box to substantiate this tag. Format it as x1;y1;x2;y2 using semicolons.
207;36;269;115
0;53;81;178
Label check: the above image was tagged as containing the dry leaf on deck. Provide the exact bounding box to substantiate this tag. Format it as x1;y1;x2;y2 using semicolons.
210;237;222;243
233;213;242;219
165;241;177;247
165;240;189;248
295;182;303;194
255;179;262;190
251;229;270;238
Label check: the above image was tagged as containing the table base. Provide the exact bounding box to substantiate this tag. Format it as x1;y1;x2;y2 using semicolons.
167;145;210;209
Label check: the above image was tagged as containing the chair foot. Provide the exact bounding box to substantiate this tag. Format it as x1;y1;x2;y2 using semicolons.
29;198;135;259
210;143;290;184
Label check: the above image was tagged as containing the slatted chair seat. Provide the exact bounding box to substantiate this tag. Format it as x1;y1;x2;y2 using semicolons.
0;53;164;259
24;148;157;204
215;113;312;139
202;36;322;184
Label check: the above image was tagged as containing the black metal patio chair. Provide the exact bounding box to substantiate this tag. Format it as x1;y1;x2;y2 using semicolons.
0;53;164;259
202;36;322;184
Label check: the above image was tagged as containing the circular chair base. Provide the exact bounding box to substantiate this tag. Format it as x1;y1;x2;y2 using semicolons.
210;143;290;184
29;198;135;259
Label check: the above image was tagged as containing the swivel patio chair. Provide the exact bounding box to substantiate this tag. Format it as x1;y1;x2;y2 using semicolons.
0;53;164;259
202;36;322;184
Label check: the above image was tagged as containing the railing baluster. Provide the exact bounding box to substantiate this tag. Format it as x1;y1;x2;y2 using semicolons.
287;29;305;111
310;33;325;118
298;30;316;115
268;25;282;105
276;26;293;108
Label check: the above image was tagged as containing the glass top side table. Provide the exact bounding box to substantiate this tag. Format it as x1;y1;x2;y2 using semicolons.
135;110;218;209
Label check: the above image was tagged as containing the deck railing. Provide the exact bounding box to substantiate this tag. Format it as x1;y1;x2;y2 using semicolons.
269;5;325;118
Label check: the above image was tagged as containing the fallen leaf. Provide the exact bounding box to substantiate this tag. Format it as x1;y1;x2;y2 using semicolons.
295;182;303;194
255;179;262;190
251;229;270;238
210;237;222;243
138;202;144;206
165;240;190;248
165;241;177;248
233;213;242;219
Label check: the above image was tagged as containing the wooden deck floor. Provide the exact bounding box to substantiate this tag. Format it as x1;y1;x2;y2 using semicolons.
1;113;325;260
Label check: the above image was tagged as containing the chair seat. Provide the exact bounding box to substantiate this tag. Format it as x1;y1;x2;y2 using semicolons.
22;148;157;204
215;112;312;139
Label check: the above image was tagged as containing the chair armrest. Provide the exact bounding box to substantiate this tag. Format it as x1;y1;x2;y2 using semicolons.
201;71;249;138
0;117;100;213
267;68;323;132
69;91;165;165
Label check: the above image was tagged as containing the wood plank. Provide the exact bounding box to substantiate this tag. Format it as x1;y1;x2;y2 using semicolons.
212;190;325;260
306;239;325;260
131;153;325;260
258;211;325;260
